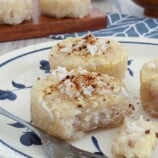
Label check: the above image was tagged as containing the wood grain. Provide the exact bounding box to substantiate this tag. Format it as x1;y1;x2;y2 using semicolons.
0;8;107;42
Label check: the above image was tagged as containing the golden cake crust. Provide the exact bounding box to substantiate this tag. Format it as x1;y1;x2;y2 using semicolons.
31;68;130;140
49;34;128;79
140;58;158;117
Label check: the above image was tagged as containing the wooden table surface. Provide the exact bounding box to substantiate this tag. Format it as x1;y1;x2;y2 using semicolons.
0;0;144;56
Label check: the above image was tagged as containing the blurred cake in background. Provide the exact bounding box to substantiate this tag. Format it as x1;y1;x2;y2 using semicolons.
140;58;158;117
0;0;91;25
0;0;32;25
39;0;91;18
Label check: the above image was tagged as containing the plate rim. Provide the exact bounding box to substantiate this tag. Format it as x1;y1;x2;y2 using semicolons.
0;37;158;66
0;36;158;158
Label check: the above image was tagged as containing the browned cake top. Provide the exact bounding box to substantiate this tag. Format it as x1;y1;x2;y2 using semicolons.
43;67;126;99
56;34;111;56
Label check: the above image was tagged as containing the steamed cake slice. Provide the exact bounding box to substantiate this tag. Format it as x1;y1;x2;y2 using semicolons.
112;117;158;158
39;0;91;18
140;58;158;117
0;0;32;25
49;34;128;79
31;67;130;140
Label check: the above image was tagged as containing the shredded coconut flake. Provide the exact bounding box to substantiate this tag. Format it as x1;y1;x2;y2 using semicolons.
125;116;145;133
98;88;110;95
60;47;72;53
97;39;108;52
121;87;129;97
51;67;68;81
87;44;98;56
63;80;74;97
82;86;94;96
147;62;156;69
41;101;53;122
78;67;88;74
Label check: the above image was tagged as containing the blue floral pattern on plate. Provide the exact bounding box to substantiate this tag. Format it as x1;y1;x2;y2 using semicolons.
0;81;32;101
128;60;134;77
9;122;42;146
0;37;158;158
0;90;17;101
39;60;50;73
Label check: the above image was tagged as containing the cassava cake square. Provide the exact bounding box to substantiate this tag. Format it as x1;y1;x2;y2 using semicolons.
31;67;130;140
49;34;128;79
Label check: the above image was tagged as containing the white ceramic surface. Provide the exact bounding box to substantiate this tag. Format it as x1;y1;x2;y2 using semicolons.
0;37;158;158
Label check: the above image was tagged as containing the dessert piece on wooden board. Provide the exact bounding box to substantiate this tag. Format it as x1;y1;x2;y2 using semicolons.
0;8;107;42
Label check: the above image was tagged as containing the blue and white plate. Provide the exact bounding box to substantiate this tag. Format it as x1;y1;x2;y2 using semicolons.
0;37;158;158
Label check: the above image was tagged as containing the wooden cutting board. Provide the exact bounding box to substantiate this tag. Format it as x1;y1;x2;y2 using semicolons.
0;8;107;42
